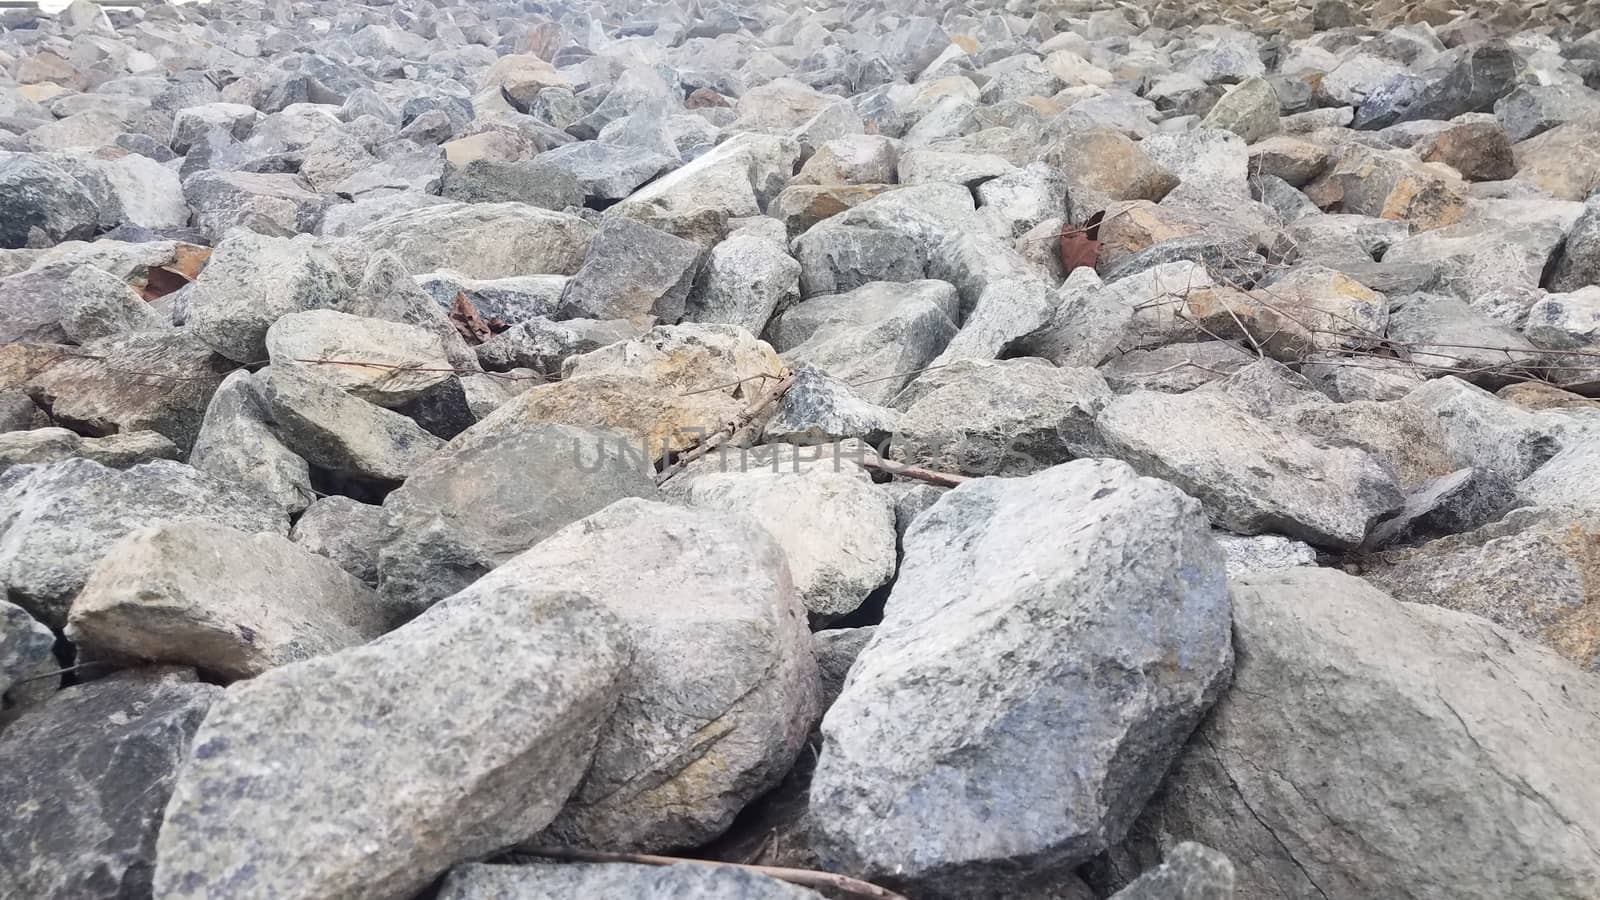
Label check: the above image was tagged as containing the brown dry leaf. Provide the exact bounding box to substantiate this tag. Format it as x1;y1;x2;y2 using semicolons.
448;291;494;345
137;244;213;301
1059;210;1105;274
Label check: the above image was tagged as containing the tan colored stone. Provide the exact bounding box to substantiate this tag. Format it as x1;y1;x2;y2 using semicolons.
770;184;892;237
1246;135;1331;186
1042;129;1177;220
1094;200;1204;272
1304;142;1467;232
1413;122;1516;182
1513;124;1600;202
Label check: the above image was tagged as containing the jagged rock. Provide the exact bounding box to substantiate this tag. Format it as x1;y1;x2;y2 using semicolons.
811;460;1232;897
795;135;899;185
416;270;568;325
466;499;824;852
774;280;958;405
684;233;800;335
1412;120;1516;181
0;599;55;719
57;265;165;343
439;158;581;208
1093;391;1403;548
1041;128;1177;221
186;231;348;364
1303;141;1467;231
679;466;895;619
260;363;444;482
67;522;392;679
763;364;899;447
1122;568;1600;898
1366;466;1518;547
437;863;823;900
891;360;1112;476
0;458;287;629
169;102;258;154
182;171;332;241
1511;123;1600;202
0;428;178;476
1105;843;1236;900
1494;83;1600;142
475;317;637;375
1213;532;1318;578
0;671;220;900
290;496;385;587
339;202;595;280
265;310;451;407
1199;76;1280;142
535;141;675;202
154;586;629;900
1098;342;1256;394
1278;398;1456;490
1385;292;1543;384
188;370;313;514
556;216;702;325
1550;200;1600;292
1403;376;1559;480
0;153;99;249
376;423;659;619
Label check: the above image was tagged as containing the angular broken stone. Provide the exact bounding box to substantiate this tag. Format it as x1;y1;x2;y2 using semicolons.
186;230;349;364
338;202;595;280
773;280;958;405
0;459;288;629
0;671;220;900
266;309;452;407
556;216;702;325
811;460;1232;896
67;522;393;680
683;233;800;335
154;587;629;900
260;363;444;483
437;863;824;900
0;428;179;477
1093;391;1403;548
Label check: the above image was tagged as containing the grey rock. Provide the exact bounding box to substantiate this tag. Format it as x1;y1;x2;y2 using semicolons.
188;370;314;515
684;234;800;336
0;391;48;432
57;265;166;343
153;587;629;900
439;158;582;208
679;466;896;619
1098;342;1256;394
1277;398;1457;491
0;153;99;249
0;459;287;629
812;460;1232;898
930;275;1057;367
1093;391;1403;548
475;317;637;375
764;364;899;447
182;170;331;241
0;671;219;900
1199;77;1281;143
814;626;874;715
436;862;823;900
1403;376;1559;480
1494;83;1600;142
66;522;392;680
1126;567;1600;897
377;424;659;618
185;231;349;364
891;360;1112;477
339;202;595;280
1213;532;1318;579
169;102;258;153
260;364;444;483
0;599;55;718
1519;440;1600;516
774;280;958;405
290;496;386;587
793;223;925;297
417;270;568;326
1366;466;1517;547
0;428;178;477
1385;292;1541;386
1109;843;1236;900
496;499;818;852
557;216;702;325
266;310;451;408
536;141;675;201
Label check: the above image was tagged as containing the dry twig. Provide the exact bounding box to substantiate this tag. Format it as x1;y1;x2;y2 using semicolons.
516;846;909;900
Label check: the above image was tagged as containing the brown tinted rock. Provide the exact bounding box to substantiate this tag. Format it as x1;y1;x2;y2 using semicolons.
1413;121;1516;182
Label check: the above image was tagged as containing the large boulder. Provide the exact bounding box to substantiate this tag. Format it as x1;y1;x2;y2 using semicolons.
0;459;287;629
773;280;959;405
0;153;99;249
376;424;660;619
555;216;703;325
1093;391;1403;548
185;231;349;365
493;499;819;852
338;202;595;280
0;671;220;900
264;310;452;407
187;369;315;514
153;586;630;900
1121;568;1600;900
260;364;444;483
66;522;393;680
811;460;1232;898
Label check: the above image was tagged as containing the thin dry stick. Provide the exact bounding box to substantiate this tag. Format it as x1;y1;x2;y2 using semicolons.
656;371;797;486
517;846;909;900
680;372;784;396
292;358;552;383
859;454;971;488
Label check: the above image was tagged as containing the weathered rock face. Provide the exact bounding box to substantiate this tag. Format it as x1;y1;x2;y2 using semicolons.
485;500;818;852
891;360;1113;476
265;310;451;407
0;599;56;719
436;862;825;900
260;363;444;483
66;522;393;680
376;424;660;619
556;216;703;325
1123;568;1600;900
678;467;896;620
185;230;349;365
0;459;287;629
187;369;314;514
337;202;595;280
0;671;220;900
1093;391;1403;548
153;587;630;900
773;280;958;405
0;153;100;249
811;460;1232;898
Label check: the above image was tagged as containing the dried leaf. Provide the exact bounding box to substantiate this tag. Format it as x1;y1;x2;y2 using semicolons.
1059;210;1105;275
449;291;493;345
137;244;212;301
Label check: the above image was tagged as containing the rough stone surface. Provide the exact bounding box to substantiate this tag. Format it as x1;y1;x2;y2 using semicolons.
811;460;1232;898
66;522;392;680
436;863;824;900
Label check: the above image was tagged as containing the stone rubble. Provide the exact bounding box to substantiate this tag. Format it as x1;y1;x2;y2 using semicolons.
2;0;1600;896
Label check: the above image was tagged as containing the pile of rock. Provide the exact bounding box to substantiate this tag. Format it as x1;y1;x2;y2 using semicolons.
3;0;1600;897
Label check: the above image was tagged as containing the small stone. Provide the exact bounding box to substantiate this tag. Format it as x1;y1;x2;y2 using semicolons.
290;496;386;586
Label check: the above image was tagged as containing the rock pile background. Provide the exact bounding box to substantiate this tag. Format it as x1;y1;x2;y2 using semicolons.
2;0;1600;897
